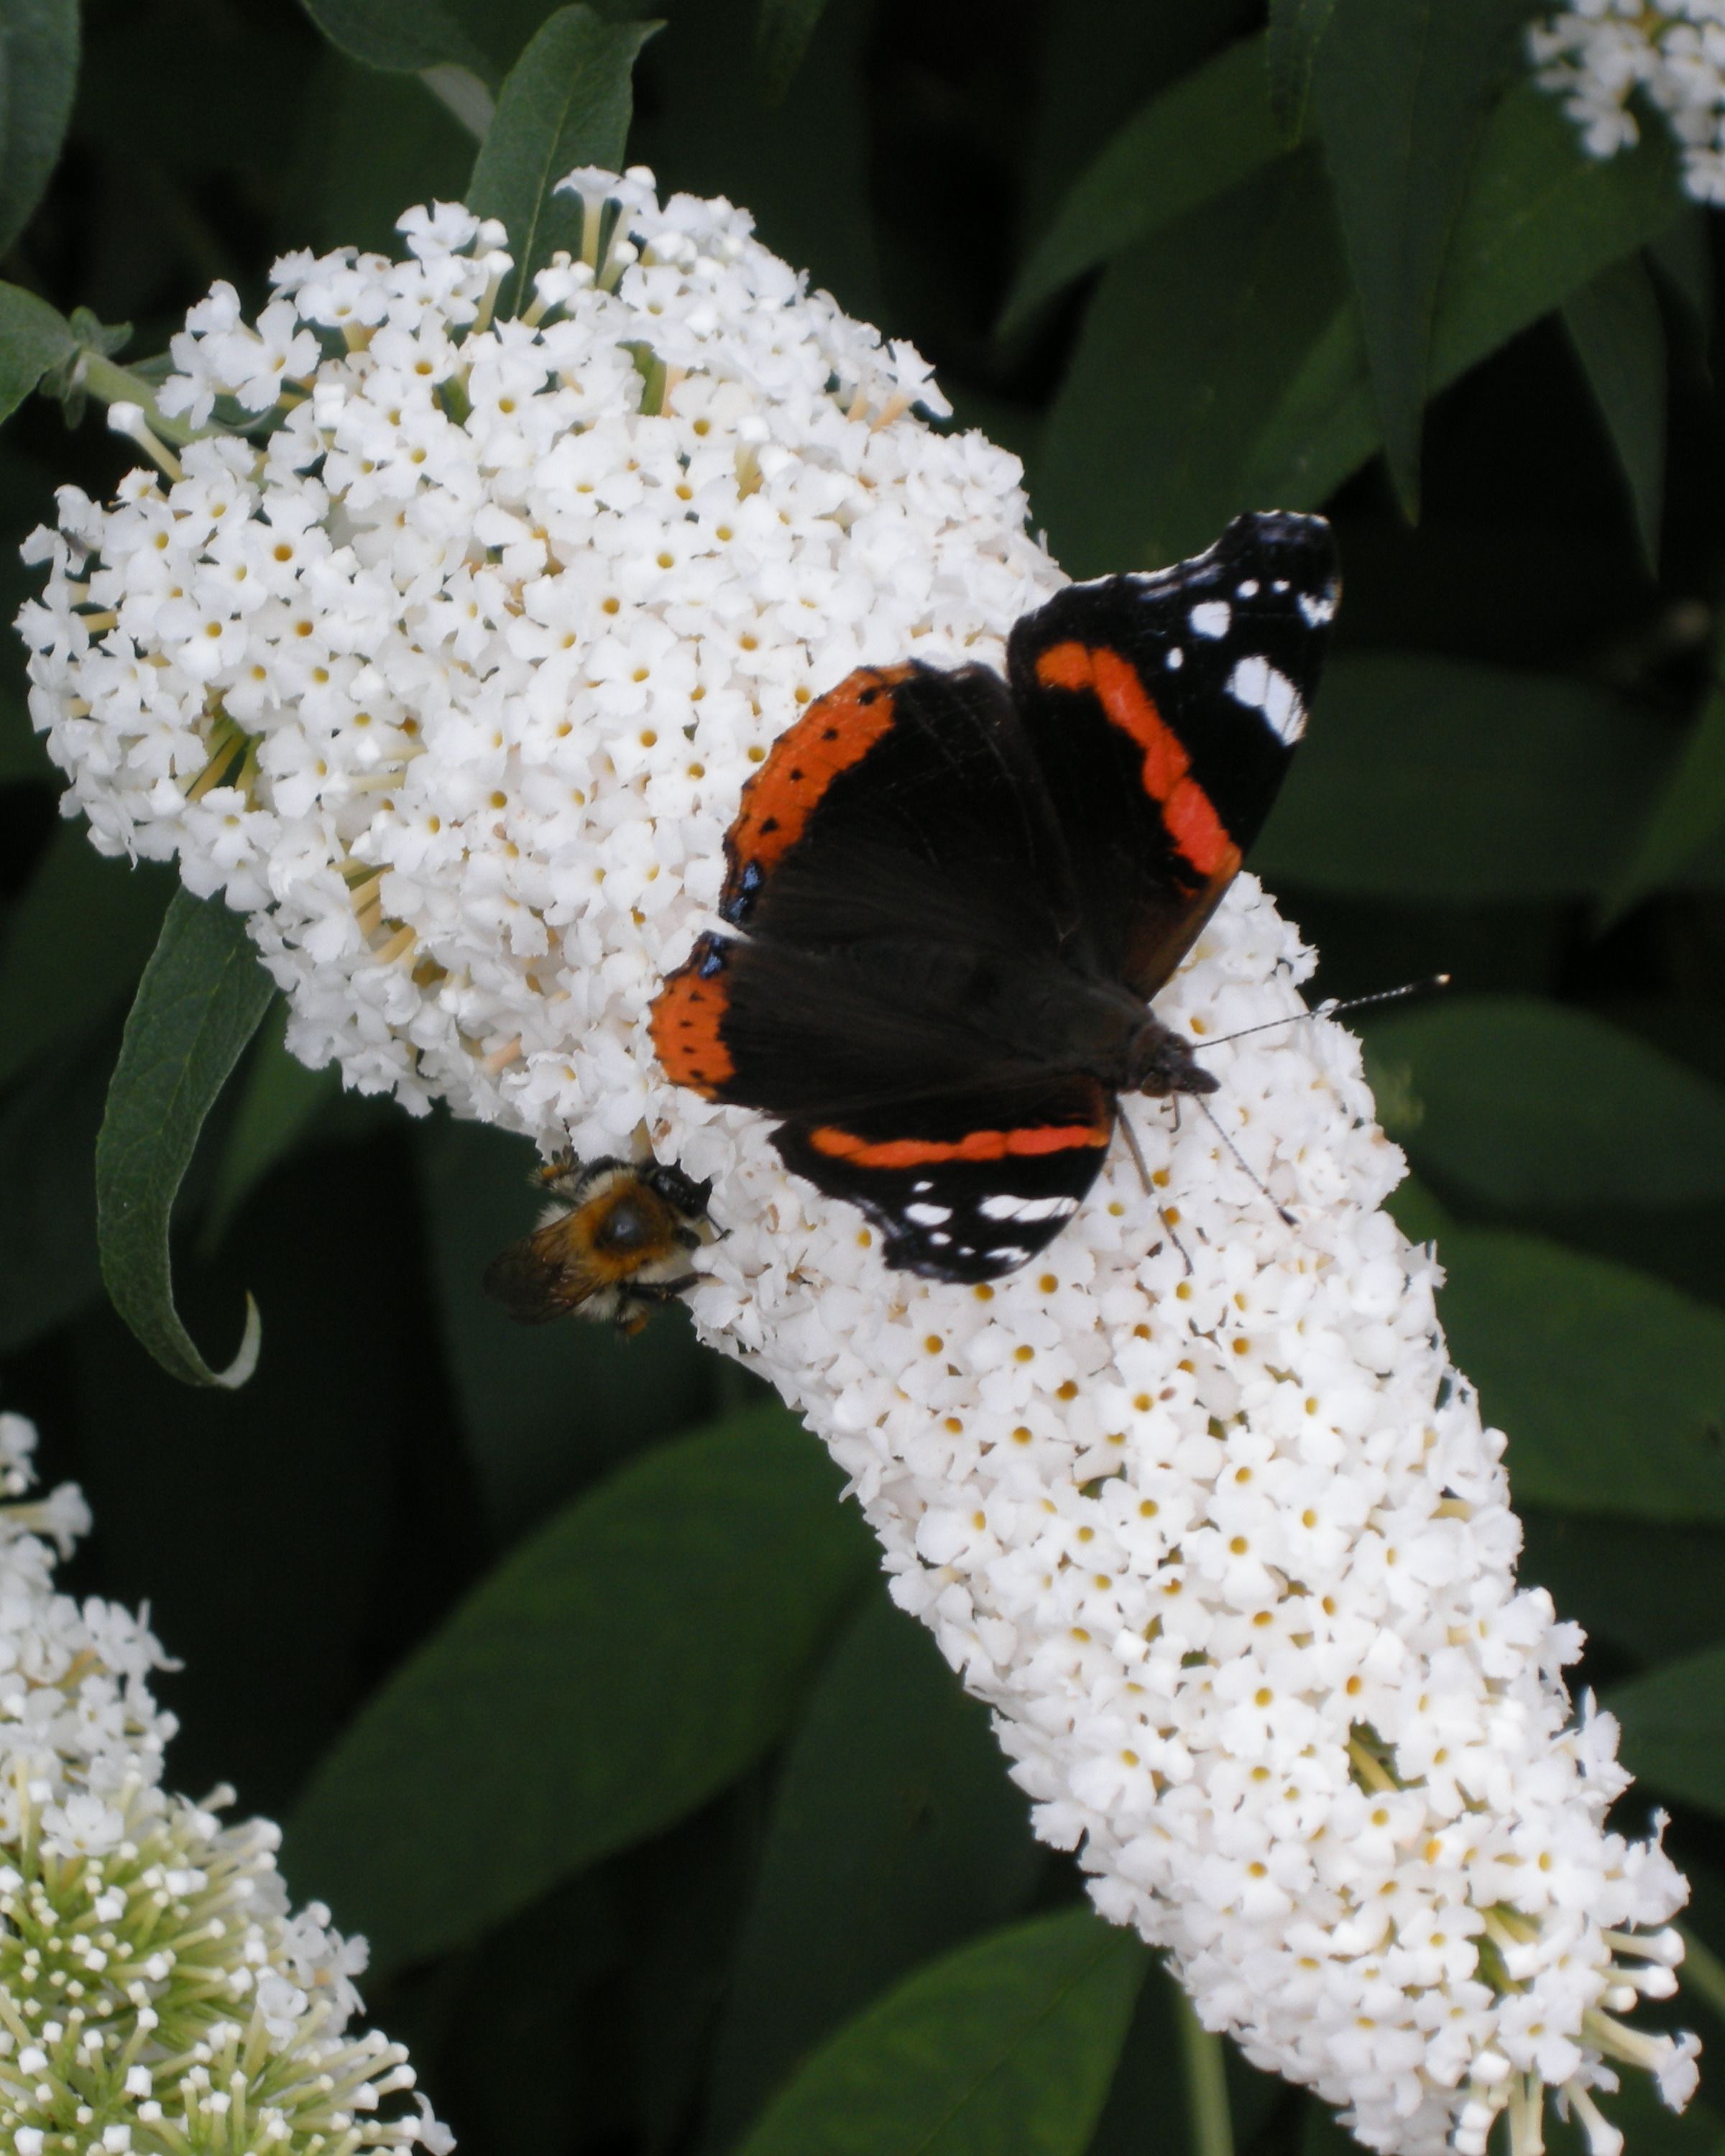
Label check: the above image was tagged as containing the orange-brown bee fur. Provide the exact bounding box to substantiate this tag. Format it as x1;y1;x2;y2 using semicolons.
482;1156;714;1336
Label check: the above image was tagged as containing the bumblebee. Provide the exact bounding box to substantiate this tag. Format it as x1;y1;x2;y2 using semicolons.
483;1155;714;1336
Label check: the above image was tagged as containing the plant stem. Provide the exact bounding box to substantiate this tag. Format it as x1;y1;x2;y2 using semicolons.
1177;1986;1234;2156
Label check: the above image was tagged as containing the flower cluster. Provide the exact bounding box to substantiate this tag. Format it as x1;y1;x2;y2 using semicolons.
0;1409;448;2156
1530;0;1725;203
17;174;1698;2155
19;171;1041;1139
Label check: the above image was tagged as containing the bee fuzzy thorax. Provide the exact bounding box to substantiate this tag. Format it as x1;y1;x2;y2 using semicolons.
487;1155;714;1335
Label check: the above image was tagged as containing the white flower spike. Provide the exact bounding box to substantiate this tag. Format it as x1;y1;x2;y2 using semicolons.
1530;0;1725;204
0;1410;448;2156
17;172;1698;2156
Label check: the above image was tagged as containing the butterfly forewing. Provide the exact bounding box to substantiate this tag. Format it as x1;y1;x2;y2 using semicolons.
1006;511;1338;1003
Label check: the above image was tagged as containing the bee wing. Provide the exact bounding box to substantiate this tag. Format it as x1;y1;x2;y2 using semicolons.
482;1215;606;1325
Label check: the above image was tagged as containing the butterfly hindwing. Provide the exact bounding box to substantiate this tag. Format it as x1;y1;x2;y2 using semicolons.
653;660;1087;1118
773;1074;1116;1282
1006;511;1338;1002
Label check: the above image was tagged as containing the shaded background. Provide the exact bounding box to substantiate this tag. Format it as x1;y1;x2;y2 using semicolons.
2;1;1725;2152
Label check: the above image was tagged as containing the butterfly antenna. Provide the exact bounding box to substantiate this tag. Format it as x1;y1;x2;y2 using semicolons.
1197;973;1451;1053
1195;1095;1296;1229
1119;1106;1193;1273
1118;1107;1155;1194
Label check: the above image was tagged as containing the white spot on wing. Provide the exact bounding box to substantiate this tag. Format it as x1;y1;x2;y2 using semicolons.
1228;655;1305;743
1165;647;1184;671
980;1194;1080;1224
1189;600;1230;639
991;1246;1030;1266
1298;590;1336;627
1236;579;1260;599
904;1202;951;1226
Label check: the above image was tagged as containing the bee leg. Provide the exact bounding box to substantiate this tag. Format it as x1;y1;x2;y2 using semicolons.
634;1271;701;1302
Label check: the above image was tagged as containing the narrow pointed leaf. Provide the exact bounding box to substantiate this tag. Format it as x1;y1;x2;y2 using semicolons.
1604;677;1725;923
1438;1229;1725;1523
0;0;78;259
287;1408;875;1976
1249;81;1680;513
1266;0;1335;144
1002;37;1284;333
1563;252;1667;573
1310;0;1530;517
1036;151;1346;575
94;890;275;1389
299;0;492;80
1365;997;1725;1208
733;1908;1147;2156
0;281;74;428
466;4;660;315
756;0;831;102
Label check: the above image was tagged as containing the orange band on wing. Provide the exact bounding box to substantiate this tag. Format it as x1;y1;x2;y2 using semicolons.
650;963;735;1095
729;665;915;881
1034;641;1236;879
806;1121;1108;1169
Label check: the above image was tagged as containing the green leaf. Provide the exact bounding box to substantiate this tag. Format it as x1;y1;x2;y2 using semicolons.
1249;81;1683;513
1608;1644;1725;1820
1383;1171;1453;1248
287;1407;874;1976
1090;1963;1283;2156
1647;206;1712;331
756;0;830;102
93;890;275;1389
1365;996;1725;1208
0;834;172;1090
706;1591;1042;2145
466;5;660;317
1001;37;1284;333
1310;0;1527;515
1519;1508;1725;1666
299;0;491;80
0;0;77;259
295;51;478;259
1255;653;1664;901
199;1007;340;1250
733;1908;1146;2156
1266;0;1335;144
0;281;74;428
416;1116;714;1539
1563;252;1667;573
1438;1228;1725;1523
1036;150;1347;575
1604;676;1725;924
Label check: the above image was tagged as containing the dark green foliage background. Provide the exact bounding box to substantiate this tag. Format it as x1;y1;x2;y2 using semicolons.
1;1;1725;2151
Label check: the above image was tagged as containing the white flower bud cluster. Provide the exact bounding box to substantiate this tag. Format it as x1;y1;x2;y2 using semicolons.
17;175;1698;2155
0;1411;449;2156
1530;0;1725;203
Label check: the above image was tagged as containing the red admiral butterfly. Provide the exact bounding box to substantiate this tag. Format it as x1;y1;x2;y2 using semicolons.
650;510;1339;1284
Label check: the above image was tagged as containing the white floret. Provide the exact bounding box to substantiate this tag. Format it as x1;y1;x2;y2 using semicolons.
1530;0;1725;201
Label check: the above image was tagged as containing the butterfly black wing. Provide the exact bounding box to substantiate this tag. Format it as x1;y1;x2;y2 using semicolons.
653;659;1088;1118
1005;510;1339;1002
